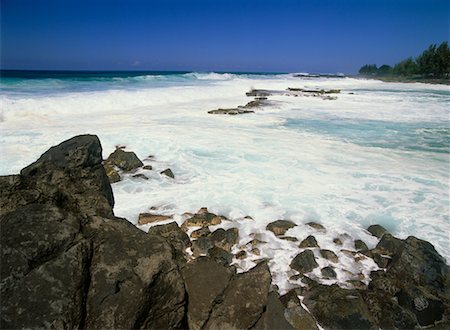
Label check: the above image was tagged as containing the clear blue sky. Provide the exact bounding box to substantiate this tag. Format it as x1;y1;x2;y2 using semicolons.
1;0;448;73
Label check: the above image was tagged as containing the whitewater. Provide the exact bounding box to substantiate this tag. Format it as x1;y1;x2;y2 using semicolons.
1;72;449;291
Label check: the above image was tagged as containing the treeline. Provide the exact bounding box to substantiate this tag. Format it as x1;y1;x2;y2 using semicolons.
359;41;450;78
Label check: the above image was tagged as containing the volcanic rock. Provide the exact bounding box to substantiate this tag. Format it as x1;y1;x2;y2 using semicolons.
138;213;172;225
321;266;337;279
290;250;319;273
203;262;272;329
367;224;388;238
320;249;339;263
190;227;211;238
160;168;175;178
306;222;326;231
266;220;297;236
299;235;319;248
106;148;143;171
254;292;294;329
183;208;222;227
280;290;319;330
0;135;185;329
181;258;234;330
355;239;369;252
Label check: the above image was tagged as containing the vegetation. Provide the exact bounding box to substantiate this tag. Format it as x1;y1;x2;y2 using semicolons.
359;41;450;80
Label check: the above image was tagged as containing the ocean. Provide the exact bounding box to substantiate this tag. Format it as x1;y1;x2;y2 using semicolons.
1;71;449;292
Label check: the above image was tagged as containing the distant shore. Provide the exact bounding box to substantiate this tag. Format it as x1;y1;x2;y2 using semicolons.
358;75;450;85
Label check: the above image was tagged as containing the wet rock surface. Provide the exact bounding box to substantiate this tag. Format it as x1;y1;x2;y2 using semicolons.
290;250;319;273
209;86;342;115
105;147;144;172
138;212;172;225
266;219;297;236
160;168;175;178
300;235;319;248
367;224;388;238
182;207;223;228
1;135;449;330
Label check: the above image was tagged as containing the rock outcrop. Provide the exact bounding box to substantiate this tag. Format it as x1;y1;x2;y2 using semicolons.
266;219;297;236
0;135;185;329
1;135;449;330
0;135;298;330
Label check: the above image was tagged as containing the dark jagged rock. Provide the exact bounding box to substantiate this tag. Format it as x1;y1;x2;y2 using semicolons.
0;135;185;329
84;217;186;329
280;236;298;242
254;291;295;329
246;89;273;97
190;226;238;262
183;207;222;228
181;258;234;330
355;239;369;252
190;227;211;238
138;212;172;225
287;87;341;94
160;168;175;178
103;161;121;183
367;224;388;238
192;237;214;257
299;235;319;248
371;252;390;268
132;173;148;180
290;250;319;273
266;220;297;236
203;262;272;329
333;237;343;245
147;221;191;258
106;148;143;172
209;227;239;252
142;165;153;170
374;233;405;256
320;249;339;263
306;222;326;231
303;284;376;329
362;290;419;329
208;246;233;266
208;108;254;115
235;250;247;260
281;290;319;330
208;93;272;115
347;280;367;290
382;236;450;326
321;266;337;279
13;135;114;218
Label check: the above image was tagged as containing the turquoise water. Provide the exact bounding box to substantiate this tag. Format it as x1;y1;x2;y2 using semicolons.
0;70;283;95
285;118;450;154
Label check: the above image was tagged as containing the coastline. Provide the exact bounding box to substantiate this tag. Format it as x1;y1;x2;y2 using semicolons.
357;75;450;85
1;135;449;329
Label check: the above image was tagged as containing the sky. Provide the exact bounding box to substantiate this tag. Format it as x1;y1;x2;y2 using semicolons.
1;0;448;73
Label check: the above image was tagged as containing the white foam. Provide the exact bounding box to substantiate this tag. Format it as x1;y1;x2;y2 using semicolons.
1;75;449;292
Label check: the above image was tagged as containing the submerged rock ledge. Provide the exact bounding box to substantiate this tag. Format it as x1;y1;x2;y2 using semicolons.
1;135;449;329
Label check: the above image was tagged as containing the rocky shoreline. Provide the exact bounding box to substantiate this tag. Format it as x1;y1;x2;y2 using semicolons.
208;87;342;115
1;135;449;329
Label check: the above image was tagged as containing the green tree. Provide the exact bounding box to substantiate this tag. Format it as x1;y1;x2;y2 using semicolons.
434;41;450;77
415;42;450;77
377;64;392;75
416;44;437;76
392;57;418;76
358;64;378;75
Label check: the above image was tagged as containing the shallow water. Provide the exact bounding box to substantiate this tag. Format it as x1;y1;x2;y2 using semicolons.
1;71;449;290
